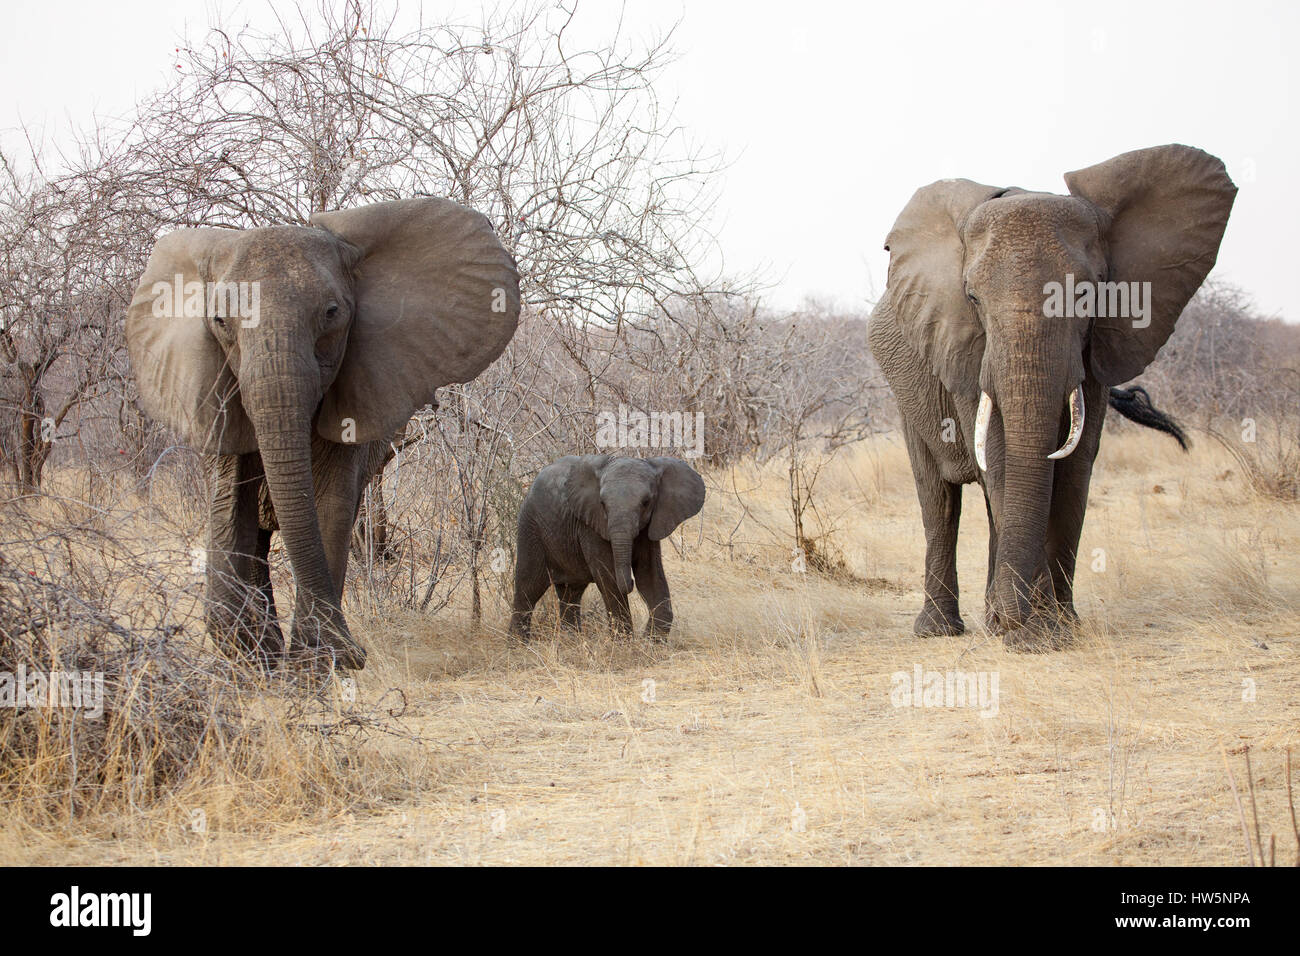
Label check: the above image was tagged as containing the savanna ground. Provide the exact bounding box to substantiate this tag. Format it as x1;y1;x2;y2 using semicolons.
2;426;1296;866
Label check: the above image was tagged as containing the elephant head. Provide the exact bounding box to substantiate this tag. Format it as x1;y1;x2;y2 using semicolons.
126;198;520;665
564;455;706;595
880;145;1235;628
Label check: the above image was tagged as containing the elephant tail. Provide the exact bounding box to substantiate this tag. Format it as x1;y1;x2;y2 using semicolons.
1107;386;1189;451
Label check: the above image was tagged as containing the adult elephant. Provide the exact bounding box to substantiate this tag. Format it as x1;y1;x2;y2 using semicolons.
127;198;520;669
867;145;1235;650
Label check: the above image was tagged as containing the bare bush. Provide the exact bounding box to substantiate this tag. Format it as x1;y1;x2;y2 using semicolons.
0;496;424;828
1133;281;1300;498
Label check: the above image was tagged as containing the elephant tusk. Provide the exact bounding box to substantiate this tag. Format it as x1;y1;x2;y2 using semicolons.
1047;385;1086;460
974;391;993;472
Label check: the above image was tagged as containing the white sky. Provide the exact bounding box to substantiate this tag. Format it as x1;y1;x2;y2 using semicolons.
3;0;1295;319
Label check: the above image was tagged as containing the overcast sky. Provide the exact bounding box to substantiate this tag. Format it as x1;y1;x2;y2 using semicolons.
3;0;1295;319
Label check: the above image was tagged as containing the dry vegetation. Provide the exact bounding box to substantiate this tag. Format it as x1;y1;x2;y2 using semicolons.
3;426;1296;865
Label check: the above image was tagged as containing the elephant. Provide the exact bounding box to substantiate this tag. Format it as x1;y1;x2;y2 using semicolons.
867;144;1235;650
126;198;520;669
509;455;706;641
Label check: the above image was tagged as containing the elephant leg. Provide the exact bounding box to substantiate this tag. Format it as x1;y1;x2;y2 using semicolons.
633;539;672;640
594;577;634;638
250;526;286;656
350;475;377;563
352;471;394;564
509;531;551;641
310;436;376;605
206;452;284;665
352;429;401;564
371;478;392;560
904;427;965;636
1044;380;1107;626
1044;482;1086;627
555;583;586;631
982;492;1003;632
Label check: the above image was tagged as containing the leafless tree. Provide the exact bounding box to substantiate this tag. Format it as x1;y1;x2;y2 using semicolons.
109;0;725;312
0;145;152;494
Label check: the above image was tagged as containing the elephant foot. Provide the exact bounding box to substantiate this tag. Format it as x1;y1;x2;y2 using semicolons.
985;595;1076;633
207;610;286;672
294;645;346;682
1055;602;1080;626
248;622;287;671
291;611;367;670
914;603;965;637
1002;626;1060;653
550;607;582;634
507;610;532;643
983;601;1003;633
1000;613;1078;653
288;641;363;673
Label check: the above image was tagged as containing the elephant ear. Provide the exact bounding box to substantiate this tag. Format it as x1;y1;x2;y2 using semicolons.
310;198;520;445
648;458;705;540
560;455;610;539
125;228;258;454
1064;145;1236;385
879;179;1007;400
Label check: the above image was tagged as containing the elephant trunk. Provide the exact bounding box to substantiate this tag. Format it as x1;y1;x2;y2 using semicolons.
987;375;1066;630
608;520;637;596
242;355;365;669
993;443;1055;629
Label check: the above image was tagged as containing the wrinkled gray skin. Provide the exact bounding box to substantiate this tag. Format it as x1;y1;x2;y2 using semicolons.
126;198;519;669
867;145;1236;650
510;455;706;640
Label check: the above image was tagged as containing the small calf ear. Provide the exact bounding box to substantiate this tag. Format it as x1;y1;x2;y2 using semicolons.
561;455;610;538
1065;144;1236;385
648;458;705;540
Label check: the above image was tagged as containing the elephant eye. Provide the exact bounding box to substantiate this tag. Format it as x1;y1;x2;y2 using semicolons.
966;291;979;305
325;303;340;320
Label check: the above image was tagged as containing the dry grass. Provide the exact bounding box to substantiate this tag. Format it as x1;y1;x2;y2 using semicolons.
2;428;1297;865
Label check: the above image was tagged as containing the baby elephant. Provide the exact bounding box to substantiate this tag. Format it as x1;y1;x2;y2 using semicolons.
510;455;705;640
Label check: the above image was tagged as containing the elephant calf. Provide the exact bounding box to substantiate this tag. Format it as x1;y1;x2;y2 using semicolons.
509;455;705;641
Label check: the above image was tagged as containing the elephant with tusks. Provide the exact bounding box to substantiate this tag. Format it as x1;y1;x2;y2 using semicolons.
867;144;1235;650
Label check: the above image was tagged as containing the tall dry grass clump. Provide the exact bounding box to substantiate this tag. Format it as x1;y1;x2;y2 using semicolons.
1198;414;1300;501
0;487;431;841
